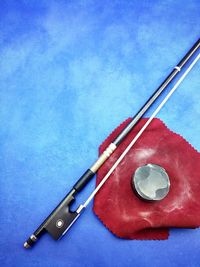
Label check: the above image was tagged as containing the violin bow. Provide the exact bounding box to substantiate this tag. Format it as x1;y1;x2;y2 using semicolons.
24;39;200;248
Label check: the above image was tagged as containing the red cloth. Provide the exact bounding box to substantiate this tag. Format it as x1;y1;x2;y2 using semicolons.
93;118;200;239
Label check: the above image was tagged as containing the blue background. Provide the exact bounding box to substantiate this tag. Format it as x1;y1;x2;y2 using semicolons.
0;1;200;266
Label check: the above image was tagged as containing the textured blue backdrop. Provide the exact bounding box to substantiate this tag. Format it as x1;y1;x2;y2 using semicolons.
0;1;200;267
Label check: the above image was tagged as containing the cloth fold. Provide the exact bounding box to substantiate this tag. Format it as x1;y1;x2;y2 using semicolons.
93;118;200;239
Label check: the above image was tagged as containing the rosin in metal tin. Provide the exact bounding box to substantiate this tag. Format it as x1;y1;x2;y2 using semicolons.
132;164;170;201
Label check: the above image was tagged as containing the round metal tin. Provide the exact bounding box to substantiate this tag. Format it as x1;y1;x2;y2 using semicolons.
132;164;170;201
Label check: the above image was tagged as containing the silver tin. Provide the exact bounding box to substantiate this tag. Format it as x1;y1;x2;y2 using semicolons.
132;164;170;201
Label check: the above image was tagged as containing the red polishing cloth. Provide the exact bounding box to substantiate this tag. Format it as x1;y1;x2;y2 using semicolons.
93;118;200;240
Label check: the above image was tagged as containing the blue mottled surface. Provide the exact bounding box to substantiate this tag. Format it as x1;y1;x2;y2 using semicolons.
0;1;200;267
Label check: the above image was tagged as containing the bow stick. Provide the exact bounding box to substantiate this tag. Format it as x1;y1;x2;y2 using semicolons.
24;39;200;248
